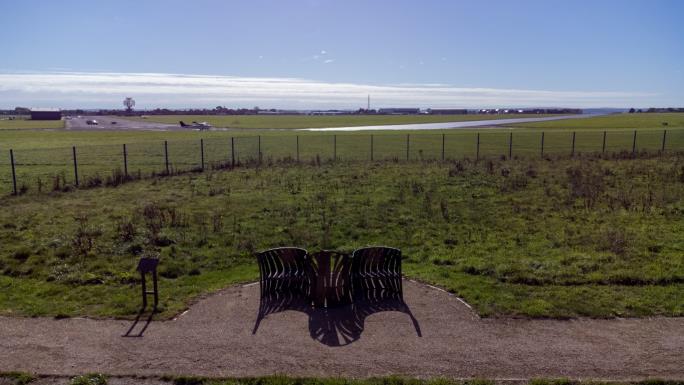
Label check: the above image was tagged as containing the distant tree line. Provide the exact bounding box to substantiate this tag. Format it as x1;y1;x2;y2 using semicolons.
629;107;684;113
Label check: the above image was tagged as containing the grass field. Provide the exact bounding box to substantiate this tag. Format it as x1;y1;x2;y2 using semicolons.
510;113;684;130
128;113;561;129
1;125;683;196
1;155;682;319
0;117;64;130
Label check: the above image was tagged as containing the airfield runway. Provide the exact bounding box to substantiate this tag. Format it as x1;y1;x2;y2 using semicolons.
62;114;598;132
65;116;179;131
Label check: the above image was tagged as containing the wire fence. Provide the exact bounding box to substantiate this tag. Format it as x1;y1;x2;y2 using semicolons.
2;129;682;195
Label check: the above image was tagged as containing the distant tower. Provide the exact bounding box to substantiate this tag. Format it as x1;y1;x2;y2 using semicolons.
123;97;135;114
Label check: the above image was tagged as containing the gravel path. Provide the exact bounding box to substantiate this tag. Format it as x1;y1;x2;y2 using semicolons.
1;280;683;380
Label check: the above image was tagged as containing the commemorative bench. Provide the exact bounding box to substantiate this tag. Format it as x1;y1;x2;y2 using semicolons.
255;246;403;307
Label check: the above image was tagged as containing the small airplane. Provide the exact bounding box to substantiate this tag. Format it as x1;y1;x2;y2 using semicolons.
179;120;211;130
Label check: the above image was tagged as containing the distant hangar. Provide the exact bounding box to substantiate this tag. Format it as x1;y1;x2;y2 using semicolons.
30;108;62;120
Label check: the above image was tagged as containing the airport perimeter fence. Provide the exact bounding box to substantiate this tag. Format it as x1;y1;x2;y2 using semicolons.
2;129;683;196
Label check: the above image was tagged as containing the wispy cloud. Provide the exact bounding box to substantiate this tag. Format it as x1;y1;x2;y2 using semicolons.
0;71;657;109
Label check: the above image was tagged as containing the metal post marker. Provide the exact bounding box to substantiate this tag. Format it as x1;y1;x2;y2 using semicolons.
441;133;445;161
164;141;170;174
10;149;17;195
370;134;374;161
137;257;159;309
200;139;205;171
602;131;607;153
571;131;576;157
231;137;235;168
72;146;79;186
123;144;128;177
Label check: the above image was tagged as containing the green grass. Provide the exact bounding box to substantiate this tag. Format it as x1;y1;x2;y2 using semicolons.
0;117;64;130
129;113;560;129
1;124;682;196
510;113;684;130
1;155;683;319
0;371;35;385
69;373;107;385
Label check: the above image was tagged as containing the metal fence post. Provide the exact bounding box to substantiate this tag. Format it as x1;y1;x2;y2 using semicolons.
476;133;480;161
571;131;576;157
72;146;79;186
662;129;667;153
370;134;374;161
258;135;261;164
123;144;128;177
441;133;445;161
406;134;410;161
602;131;607;154
200;139;205;171
9;149;17;195
296;135;299;162
508;132;513;159
540;132;545;158
632;130;637;154
164;140;169;174
231;137;235;167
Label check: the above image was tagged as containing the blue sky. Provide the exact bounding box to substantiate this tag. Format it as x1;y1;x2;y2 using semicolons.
1;0;682;109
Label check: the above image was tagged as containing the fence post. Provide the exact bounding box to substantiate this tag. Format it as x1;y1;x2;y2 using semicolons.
258;135;262;164
406;134;410;161
231;137;235;168
72;146;79;187
632;130;637;155
661;129;667;153
333;135;336;161
441;133;445;161
508;132;513;159
602;131;606;154
370;134;374;161
9;149;17;195
200;139;205;171
571;131;576;157
164;140;169;174
540;132;545;158
296;135;300;163
123;144;128;178
476;133;480;161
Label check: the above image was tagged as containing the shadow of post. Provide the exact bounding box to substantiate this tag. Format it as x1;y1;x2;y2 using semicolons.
122;308;156;337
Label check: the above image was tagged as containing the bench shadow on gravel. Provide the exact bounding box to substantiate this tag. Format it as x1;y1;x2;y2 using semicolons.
252;292;422;347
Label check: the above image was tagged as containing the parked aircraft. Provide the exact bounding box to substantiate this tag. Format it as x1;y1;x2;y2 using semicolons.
179;120;211;130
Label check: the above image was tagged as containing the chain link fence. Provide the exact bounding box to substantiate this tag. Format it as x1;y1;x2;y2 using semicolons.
2;129;682;195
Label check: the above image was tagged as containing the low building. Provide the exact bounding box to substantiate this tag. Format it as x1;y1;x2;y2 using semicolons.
378;108;421;115
30;108;61;120
427;109;468;115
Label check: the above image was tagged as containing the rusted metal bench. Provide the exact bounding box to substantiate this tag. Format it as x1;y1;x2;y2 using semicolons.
255;246;403;308
309;250;353;308
351;246;403;301
255;247;311;299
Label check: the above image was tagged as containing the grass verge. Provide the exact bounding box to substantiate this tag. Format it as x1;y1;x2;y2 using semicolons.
0;154;682;319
